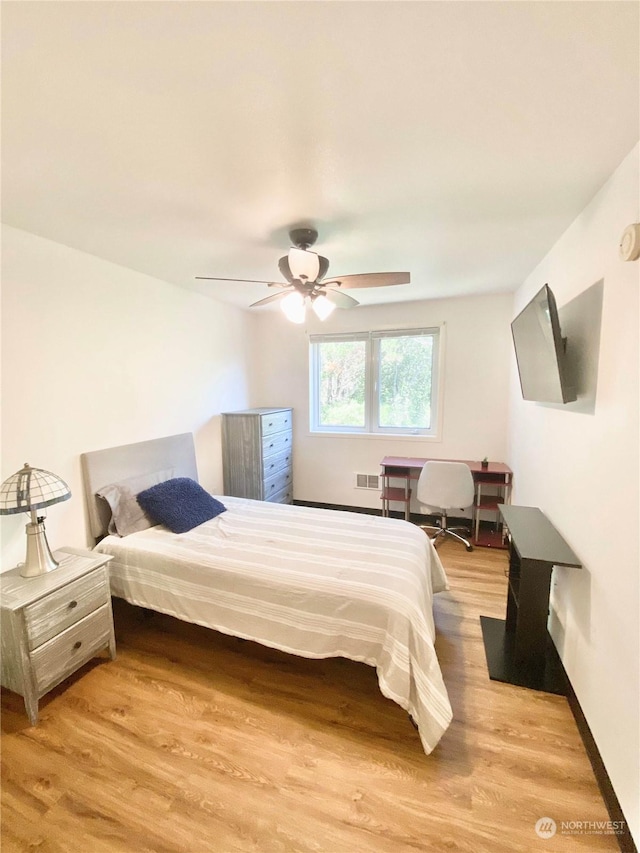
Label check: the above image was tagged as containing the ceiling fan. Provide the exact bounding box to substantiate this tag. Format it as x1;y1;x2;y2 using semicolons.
196;227;410;323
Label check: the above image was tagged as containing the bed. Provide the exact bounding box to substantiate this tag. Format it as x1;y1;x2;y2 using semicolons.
81;433;453;755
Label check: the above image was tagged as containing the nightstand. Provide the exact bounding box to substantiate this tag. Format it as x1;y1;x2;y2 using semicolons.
1;547;116;725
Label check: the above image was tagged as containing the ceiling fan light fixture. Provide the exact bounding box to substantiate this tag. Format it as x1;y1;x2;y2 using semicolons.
288;247;320;282
281;290;306;324
311;294;336;321
196;226;409;314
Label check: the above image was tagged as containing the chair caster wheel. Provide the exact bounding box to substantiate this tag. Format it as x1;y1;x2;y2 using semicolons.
466;545;474;552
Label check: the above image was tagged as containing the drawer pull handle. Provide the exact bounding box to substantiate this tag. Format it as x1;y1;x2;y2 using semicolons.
269;443;274;449
68;600;78;609
73;641;82;650
268;422;273;427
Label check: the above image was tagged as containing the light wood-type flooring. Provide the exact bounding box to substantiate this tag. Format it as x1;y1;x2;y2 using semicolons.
1;538;621;853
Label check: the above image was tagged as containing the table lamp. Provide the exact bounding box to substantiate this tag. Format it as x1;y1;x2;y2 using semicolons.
0;463;71;577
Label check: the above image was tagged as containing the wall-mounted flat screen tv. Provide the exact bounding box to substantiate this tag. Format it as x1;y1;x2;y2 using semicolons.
511;284;576;404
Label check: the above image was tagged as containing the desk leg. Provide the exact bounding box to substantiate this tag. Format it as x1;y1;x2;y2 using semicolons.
404;476;410;521
514;563;553;667
474;483;482;542
502;475;512;544
381;473;388;517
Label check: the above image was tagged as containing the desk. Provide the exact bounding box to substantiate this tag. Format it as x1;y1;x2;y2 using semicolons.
480;505;581;694
380;456;513;548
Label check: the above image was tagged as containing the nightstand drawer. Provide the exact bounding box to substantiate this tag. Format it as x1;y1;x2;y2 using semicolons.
24;568;109;651
31;604;113;694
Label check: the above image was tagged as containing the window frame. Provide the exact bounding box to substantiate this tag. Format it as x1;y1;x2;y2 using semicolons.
309;325;444;438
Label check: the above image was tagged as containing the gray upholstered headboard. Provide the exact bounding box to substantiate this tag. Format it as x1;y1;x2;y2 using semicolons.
81;433;198;541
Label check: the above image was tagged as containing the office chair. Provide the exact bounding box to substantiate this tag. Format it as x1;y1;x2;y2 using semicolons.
417;461;475;551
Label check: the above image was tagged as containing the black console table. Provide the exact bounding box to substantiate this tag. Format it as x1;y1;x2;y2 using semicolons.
480;504;581;695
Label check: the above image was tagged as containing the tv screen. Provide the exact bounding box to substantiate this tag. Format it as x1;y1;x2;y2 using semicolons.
511;284;576;404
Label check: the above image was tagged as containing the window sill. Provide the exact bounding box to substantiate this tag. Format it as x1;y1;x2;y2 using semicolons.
307;431;442;442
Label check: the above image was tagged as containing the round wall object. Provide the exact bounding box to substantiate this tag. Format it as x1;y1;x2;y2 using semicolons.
619;223;640;261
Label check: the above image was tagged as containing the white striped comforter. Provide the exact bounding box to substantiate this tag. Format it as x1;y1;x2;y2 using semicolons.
95;497;452;754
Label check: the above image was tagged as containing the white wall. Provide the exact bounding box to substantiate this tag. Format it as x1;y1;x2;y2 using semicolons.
508;143;639;842
6;170;636;836
1;225;253;569
249;293;513;512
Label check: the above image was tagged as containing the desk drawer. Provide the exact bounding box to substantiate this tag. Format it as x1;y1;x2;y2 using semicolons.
261;410;292;438
31;604;113;694
24;568;110;651
474;472;509;485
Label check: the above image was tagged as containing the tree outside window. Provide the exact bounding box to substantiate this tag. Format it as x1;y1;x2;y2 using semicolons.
310;328;441;436
318;339;366;428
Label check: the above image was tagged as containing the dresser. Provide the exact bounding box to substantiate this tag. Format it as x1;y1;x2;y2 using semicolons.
222;407;293;503
1;547;116;725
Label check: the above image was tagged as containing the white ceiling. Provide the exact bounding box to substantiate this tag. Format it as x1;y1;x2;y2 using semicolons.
2;2;639;310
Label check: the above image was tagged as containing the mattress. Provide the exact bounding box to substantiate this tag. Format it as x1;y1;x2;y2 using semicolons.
95;496;452;754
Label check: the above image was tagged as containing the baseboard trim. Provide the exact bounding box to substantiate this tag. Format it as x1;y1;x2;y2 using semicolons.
292;499;383;516
561;669;637;853
292;499;469;527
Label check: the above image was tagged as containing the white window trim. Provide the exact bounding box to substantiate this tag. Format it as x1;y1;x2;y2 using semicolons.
309;324;445;439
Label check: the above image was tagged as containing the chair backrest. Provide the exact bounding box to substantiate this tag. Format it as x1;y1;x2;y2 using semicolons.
417;461;475;511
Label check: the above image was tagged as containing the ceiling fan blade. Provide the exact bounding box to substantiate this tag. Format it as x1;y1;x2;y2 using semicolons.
249;290;291;308
322;272;410;289
278;256;293;283
323;288;359;308
196;276;283;286
317;256;330;282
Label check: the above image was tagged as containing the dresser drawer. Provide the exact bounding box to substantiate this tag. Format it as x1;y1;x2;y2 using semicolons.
24;567;109;651
265;484;293;504
262;429;292;459
261;410;292;438
262;448;292;480
263;467;292;500
31;604;113;695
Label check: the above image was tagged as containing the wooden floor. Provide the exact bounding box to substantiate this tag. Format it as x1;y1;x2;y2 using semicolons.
1;540;620;853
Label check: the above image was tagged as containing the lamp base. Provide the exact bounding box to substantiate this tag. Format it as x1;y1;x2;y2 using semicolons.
21;520;59;578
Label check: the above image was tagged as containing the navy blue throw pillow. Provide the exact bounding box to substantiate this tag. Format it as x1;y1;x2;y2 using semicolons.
136;477;226;534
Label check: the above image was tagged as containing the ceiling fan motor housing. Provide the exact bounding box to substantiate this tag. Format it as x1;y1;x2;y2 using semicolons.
289;227;318;250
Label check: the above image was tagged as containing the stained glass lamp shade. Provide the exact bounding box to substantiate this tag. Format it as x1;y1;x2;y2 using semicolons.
0;464;71;577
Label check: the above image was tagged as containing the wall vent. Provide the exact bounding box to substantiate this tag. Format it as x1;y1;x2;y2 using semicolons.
355;473;380;490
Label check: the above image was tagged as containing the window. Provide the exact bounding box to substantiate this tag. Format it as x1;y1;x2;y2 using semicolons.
309;327;442;436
